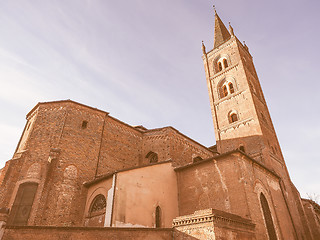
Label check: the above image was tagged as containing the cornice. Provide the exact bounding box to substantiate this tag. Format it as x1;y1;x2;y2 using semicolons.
218;117;254;134
214;89;244;106
205;36;237;58
209;63;239;81
173;208;255;229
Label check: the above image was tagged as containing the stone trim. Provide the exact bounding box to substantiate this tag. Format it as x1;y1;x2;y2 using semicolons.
209;63;239;81
218;117;254;133
173;208;255;230
214;90;244;106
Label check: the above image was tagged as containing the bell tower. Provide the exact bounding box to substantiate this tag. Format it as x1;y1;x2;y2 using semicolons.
202;10;284;168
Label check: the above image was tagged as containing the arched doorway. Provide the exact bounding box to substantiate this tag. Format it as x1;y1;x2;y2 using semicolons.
8;182;38;225
260;193;277;240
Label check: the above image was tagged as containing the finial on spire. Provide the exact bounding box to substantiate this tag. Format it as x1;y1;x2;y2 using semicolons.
228;22;234;36
213;4;217;14
243;41;249;52
202;41;206;54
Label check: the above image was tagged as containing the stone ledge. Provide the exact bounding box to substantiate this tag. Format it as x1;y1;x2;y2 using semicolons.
5;225;173;231
173;208;255;230
218;117;254;133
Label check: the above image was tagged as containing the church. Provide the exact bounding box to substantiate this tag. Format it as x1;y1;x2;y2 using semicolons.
0;9;319;240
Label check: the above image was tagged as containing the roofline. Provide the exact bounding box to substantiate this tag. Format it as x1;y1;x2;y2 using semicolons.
25;101;212;151
175;149;280;179
145;126;213;152
204;36;251;59
84;160;173;187
26;99;109;119
107;115;144;135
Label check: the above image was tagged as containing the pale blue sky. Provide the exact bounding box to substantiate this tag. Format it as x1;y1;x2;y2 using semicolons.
0;0;319;198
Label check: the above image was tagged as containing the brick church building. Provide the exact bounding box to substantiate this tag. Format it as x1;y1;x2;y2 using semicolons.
0;10;319;240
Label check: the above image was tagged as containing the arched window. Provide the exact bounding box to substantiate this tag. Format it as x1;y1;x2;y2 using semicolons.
89;194;106;215
8;182;38;225
230;113;238;123
223;59;228;68
155;206;161;228
193;156;203;163
223;85;228;97
218;79;237;99
218;62;222;72
228;83;234;94
260;193;277;240
146;151;158;163
239;145;245;153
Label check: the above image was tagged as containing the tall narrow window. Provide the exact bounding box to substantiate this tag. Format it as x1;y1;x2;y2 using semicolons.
155;206;161;228
8;182;38;225
218;62;222;71
223;85;228;97
260;193;277;240
223;59;228;68
82;120;88;129
228;82;234;94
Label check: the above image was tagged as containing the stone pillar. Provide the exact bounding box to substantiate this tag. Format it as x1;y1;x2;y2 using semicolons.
0;207;9;240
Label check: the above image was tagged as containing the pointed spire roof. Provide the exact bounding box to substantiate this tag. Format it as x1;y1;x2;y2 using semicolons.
213;11;231;49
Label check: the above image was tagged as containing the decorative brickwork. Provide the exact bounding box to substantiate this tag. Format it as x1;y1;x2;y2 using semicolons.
173;208;255;240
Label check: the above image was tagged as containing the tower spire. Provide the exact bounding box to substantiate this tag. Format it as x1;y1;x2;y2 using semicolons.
213;9;231;49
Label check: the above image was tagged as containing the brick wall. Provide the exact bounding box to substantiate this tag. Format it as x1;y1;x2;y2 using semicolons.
96;116;143;176
2;226;173;240
142;127;214;167
1;100;214;228
176;151;298;239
